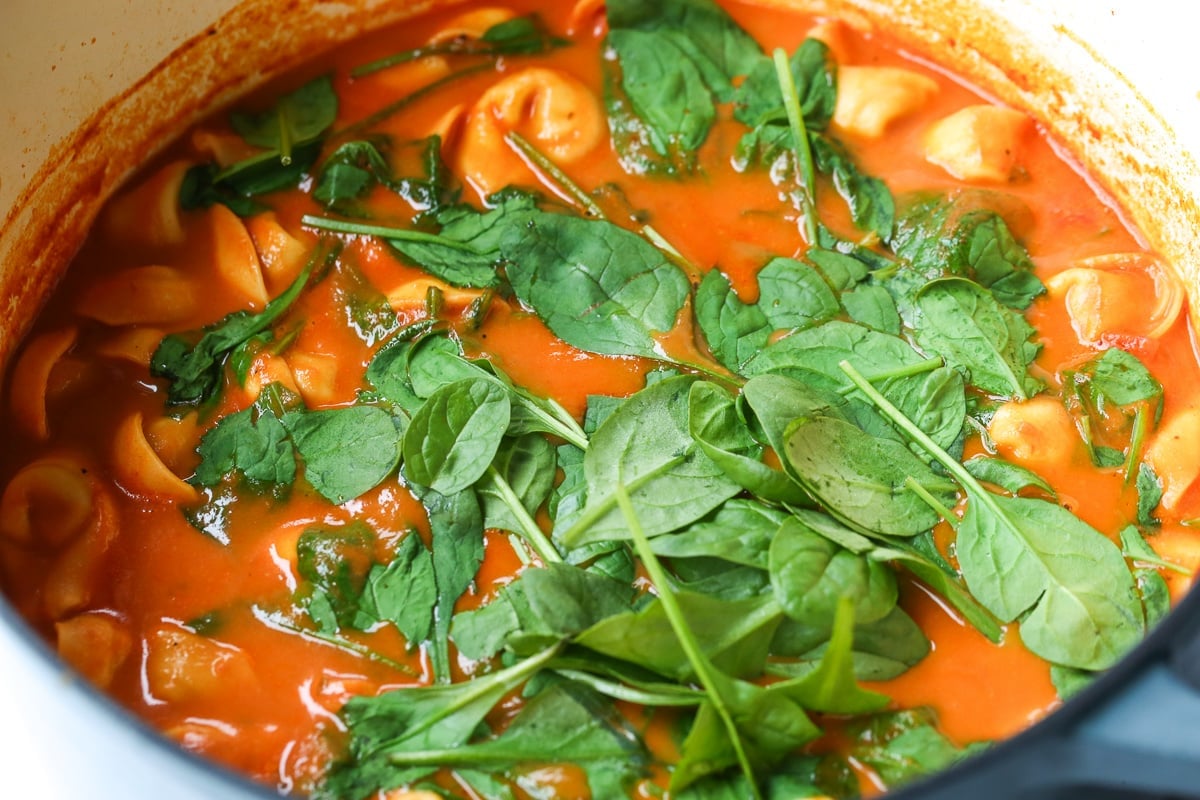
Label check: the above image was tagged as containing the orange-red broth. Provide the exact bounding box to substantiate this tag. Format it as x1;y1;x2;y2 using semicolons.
3;0;1200;797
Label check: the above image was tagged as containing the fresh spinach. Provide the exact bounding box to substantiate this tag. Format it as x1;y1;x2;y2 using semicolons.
847;708;987;789
421;486;487;683
284;406;404;504
388;193;536;288
561;376;742;546
604;0;763;173
232;75;338;155
1063;347;1163;474
810;133;895;240
963;454;1054;496
768;597;890;714
783;414;957;538
769;605;930;682
151;252;317;407
734;38;835;131
1119;526;1173;628
352;14;567;77
378;682;644;793
475;434;558;537
695;268;772;373
649;499;785;570
842;284;901;334
402;379;511;496
688;381;810;505
357;532;438;645
842;360;1144;671
911;277;1042;399
501;209;691;358
888;192;1044;310
182;76;338;214
452;562;633;660
574;590;783;683
312;140;395;211
193;399;296;490
769;518;898;626
297;522;376;633
695;258;837;374
321;645;560;799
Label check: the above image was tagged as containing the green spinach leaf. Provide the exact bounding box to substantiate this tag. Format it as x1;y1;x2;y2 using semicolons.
769;517;898;625
151;254;316;407
689;381;810;505
649;499;786;569
356;532;438;645
911;277;1042;400
783;414;957;538
193;402;296;489
562;376;742;546
403;379;511;496
322;645;559;798
501;210;691;358
889;192;1043;310
284;406;404;504
452;562;633;660
847;708;987;789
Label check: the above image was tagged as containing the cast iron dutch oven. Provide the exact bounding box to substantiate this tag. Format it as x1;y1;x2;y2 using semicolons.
2;0;1200;797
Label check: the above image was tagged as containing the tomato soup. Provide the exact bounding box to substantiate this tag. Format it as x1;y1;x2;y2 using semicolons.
2;1;1198;798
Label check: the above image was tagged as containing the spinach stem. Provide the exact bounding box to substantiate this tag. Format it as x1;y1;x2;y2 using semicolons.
661;355;745;389
641;224;684;259
1127;549;1192;576
773;48;819;245
375;644;561;758
614;481;762;800
277;106;294;166
253;607;415;675
506;533;534;566
1123;405;1148;484
352;40;499;78
504;131;704;280
515;393;589;450
905;476;959;530
300;214;482;252
840;360;980;493
505;130;608;219
485;465;562;564
551;668;703;707
836;357;943;395
338;63;493;137
558;455;687;547
212;147;286;183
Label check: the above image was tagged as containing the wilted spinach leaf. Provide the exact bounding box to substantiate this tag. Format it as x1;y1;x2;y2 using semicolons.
501;210;691;358
151;255;316;407
911;277;1043;400
283;405;404;505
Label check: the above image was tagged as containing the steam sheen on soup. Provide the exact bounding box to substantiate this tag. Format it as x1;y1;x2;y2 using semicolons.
2;0;1198;798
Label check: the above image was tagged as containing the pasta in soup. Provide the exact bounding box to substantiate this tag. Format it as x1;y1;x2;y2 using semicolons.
2;0;1198;798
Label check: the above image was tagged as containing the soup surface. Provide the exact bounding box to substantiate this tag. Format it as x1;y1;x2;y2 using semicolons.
3;0;1199;798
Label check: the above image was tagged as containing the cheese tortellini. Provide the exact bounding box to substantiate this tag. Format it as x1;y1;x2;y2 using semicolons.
1047;252;1184;345
451;68;605;197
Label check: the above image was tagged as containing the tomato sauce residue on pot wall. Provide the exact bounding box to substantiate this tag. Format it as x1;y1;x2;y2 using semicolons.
3;1;1200;798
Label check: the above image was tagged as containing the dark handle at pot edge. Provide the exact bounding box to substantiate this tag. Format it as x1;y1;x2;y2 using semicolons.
899;597;1200;800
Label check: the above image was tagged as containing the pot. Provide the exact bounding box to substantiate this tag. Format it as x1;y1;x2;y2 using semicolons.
2;1;1199;798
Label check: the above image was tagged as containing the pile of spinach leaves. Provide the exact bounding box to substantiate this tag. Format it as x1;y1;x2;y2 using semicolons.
151;1;1174;798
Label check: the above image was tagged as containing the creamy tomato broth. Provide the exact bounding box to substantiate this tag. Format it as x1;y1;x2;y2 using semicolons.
2;0;1197;797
